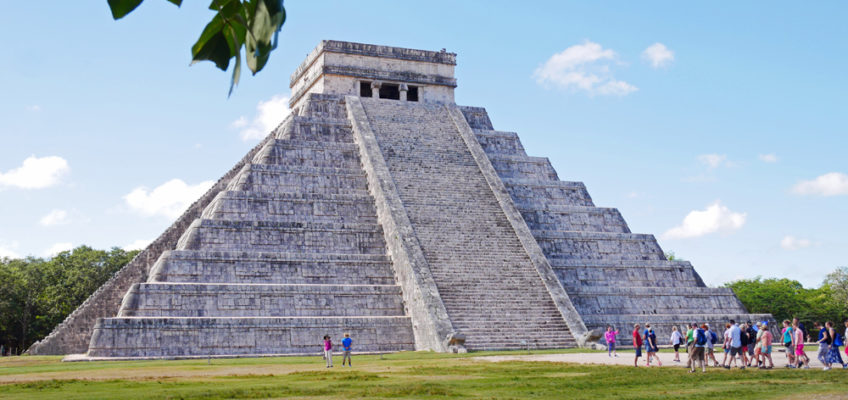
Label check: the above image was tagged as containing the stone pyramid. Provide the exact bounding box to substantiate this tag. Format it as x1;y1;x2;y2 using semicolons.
29;41;771;358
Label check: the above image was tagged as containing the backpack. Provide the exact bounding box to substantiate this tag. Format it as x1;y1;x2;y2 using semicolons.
835;332;844;347
696;329;707;346
709;330;718;344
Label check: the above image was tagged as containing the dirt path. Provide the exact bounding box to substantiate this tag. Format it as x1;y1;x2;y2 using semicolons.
477;349;830;369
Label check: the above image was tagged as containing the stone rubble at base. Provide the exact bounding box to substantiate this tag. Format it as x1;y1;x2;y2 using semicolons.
28;40;772;359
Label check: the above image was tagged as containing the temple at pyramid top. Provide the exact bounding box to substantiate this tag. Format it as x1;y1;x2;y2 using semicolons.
289;40;458;109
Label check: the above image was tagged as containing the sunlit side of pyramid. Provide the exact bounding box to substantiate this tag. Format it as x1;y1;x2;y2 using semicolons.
29;41;771;358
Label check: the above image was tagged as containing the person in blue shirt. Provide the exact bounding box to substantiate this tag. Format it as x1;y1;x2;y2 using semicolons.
341;333;353;367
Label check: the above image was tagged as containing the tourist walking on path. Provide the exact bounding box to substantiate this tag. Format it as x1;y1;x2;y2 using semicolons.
746;321;757;362
705;324;719;367
793;320;810;369
782;320;796;367
759;323;774;369
685;323;696;369
604;326;619;357
632;324;643;367
341;333;353;367
690;324;707;373
824;321;844;370
670;326;683;362
815;322;829;366
723;320;744;369
753;322;765;367
739;322;750;367
721;322;732;367
323;335;334;368
644;325;662;366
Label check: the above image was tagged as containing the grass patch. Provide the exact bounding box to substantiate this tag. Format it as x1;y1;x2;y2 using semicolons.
0;351;845;399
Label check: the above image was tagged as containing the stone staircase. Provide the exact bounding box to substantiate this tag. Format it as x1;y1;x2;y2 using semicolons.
359;99;577;350
460;106;772;345
86;94;415;358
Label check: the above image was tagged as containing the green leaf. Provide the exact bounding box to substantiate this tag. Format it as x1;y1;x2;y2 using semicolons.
191;15;232;71
244;0;285;74
107;0;144;20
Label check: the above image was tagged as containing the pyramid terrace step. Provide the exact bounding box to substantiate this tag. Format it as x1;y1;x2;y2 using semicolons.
87;316;415;358
229;164;368;193
533;231;665;261
175;219;387;254
486;154;559;180
570;287;747;316
253;139;361;168
502;178;594;207
286;116;354;143
298;94;348;119
150;250;396;284
203;190;378;224
119;283;405;318
519;206;630;233
472;130;526;156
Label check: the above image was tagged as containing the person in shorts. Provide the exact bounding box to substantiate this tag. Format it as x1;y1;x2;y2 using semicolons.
723;319;744;369
632;324;643;367
705;324;718;367
670;326;683;362
759;323;774;369
341;333;353;367
690;323;707;373
782;320;795;367
793;320;810;369
721;322;732;367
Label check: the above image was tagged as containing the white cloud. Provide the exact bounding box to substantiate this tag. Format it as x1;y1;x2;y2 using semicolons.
0;155;70;189
27;105;41;112
39;209;70;226
641;43;675;68
780;236;812;250
533;41;637;96
123;239;152;251
234;95;291;141
44;242;74;257
0;240;20;259
124;179;214;219
792;172;848;196
758;153;778;163
663;201;747;239
697;153;730;169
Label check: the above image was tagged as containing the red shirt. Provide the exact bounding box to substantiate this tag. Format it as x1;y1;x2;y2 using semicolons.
633;329;643;347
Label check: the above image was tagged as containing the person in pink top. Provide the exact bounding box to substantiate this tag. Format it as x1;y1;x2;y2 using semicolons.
793;321;810;369
759;323;774;369
605;326;619;357
323;335;334;368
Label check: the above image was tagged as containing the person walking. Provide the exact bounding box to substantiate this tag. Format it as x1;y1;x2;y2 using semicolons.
705;324;719;367
815;322;829;367
782;320;795;367
632;323;643;367
685;323;696;369
605;326;619;357
759;323;774;369
690;324;707;373
645;325;662;366
323;335;334;368
746;320;757;362
739;322;750;367
723;319;744;369
341;333;353;367
721;322;732;367
793;320;810;369
670;326;683;362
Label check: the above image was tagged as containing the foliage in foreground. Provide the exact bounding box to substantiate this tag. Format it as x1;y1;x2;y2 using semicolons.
0;247;138;352
0;352;846;400
107;0;286;95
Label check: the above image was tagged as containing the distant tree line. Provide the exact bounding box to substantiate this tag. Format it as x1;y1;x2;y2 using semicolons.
0;246;138;354
724;267;848;331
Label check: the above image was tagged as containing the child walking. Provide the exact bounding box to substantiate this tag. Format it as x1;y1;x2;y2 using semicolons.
605;326;619;357
341;333;353;367
323;335;333;368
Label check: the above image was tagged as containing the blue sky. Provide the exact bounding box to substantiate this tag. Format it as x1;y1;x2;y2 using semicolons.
1;1;845;287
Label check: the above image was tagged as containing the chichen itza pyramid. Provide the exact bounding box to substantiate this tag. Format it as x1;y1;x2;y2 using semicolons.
29;41;773;358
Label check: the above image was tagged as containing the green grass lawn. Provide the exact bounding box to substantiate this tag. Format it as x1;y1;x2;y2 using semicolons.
0;350;845;399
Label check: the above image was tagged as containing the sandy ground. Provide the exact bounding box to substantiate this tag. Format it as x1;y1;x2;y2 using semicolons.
478;348;839;370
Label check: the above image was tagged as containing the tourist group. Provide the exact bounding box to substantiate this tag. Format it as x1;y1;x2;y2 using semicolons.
604;318;848;372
